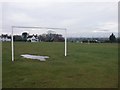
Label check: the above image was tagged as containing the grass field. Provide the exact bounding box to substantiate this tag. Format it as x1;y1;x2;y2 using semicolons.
0;42;2;89
2;42;118;88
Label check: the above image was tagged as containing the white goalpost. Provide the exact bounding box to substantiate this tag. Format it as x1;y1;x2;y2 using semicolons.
11;26;67;62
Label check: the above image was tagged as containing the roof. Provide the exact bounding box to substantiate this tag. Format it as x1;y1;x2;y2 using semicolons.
27;35;33;38
27;35;38;38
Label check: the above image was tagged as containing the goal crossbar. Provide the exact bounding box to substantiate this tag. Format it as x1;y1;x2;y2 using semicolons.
12;26;66;30
11;26;67;62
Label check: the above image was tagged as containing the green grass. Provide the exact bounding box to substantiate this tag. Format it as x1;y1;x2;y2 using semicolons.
2;42;118;88
0;42;2;89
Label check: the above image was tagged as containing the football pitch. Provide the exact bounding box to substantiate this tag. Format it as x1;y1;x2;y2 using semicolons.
2;42;118;88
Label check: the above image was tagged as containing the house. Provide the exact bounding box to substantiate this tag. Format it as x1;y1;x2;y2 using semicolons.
27;35;38;42
0;34;11;42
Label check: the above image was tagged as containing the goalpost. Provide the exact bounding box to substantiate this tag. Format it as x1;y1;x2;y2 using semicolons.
11;26;67;62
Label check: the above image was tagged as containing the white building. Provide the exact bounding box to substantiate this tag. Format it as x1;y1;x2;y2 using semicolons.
27;35;38;42
0;35;11;42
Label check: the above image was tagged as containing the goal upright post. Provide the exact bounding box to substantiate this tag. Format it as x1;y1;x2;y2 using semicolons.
65;29;67;56
11;26;14;62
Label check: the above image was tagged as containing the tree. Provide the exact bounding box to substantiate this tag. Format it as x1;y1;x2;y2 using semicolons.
117;37;120;43
46;30;56;42
22;32;28;41
109;33;116;43
13;35;22;41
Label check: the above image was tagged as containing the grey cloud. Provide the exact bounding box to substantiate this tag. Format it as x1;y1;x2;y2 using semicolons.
2;2;118;37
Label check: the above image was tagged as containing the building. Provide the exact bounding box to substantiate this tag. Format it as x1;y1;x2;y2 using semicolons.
0;34;11;42
27;35;38;42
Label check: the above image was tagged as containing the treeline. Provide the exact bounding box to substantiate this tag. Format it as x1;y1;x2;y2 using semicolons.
68;33;120;43
1;33;120;43
14;32;65;42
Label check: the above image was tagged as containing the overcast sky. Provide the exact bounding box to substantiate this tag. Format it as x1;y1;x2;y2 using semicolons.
1;1;118;37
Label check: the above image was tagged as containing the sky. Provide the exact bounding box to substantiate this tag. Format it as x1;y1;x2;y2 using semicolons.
1;0;118;37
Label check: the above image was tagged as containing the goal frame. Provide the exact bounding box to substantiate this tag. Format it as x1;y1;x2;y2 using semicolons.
11;26;67;62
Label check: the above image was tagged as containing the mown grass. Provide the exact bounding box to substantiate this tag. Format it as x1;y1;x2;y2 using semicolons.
0;42;2;89
2;42;118;88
